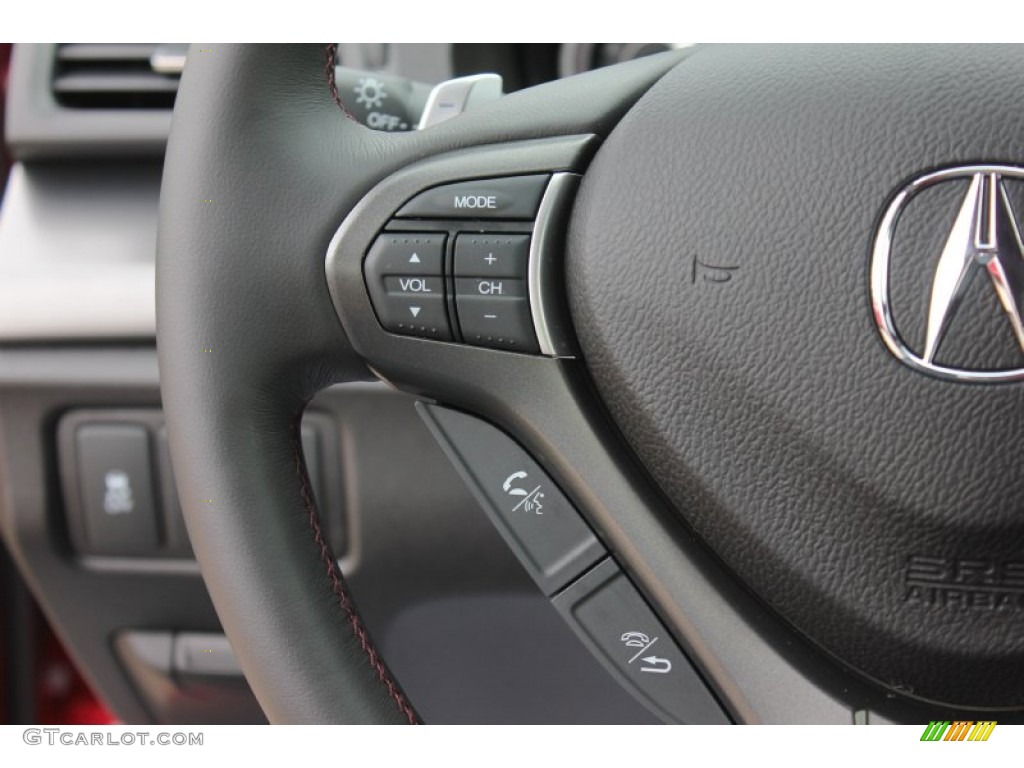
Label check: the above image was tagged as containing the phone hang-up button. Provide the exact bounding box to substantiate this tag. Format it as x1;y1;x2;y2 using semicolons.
553;558;730;725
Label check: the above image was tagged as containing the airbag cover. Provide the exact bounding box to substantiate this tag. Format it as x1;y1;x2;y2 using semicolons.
568;45;1024;708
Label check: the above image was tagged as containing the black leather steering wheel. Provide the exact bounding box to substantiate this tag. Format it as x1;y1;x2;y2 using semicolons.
157;44;1024;723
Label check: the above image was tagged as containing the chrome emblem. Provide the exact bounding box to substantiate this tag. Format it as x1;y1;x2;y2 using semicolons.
871;166;1024;382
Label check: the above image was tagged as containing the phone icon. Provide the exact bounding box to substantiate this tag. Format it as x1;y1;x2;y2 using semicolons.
620;631;651;648
501;471;545;515
502;471;530;497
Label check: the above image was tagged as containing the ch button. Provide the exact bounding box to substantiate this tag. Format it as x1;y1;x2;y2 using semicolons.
454;234;530;278
453;233;538;353
456;290;538;353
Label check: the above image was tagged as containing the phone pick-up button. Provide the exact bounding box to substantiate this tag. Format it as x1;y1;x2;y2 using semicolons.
417;403;605;596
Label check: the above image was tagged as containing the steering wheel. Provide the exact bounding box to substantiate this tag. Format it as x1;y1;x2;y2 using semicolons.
157;44;1024;723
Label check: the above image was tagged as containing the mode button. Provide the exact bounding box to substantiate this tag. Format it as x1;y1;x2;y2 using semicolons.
395;175;550;220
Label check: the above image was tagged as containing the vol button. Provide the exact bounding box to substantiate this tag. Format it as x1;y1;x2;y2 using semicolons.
384;275;444;295
375;294;451;340
364;232;451;340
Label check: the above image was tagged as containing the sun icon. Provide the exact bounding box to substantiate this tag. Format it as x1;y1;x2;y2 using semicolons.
353;77;387;110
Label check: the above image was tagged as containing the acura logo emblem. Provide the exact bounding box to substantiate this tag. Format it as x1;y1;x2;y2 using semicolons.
871;165;1024;382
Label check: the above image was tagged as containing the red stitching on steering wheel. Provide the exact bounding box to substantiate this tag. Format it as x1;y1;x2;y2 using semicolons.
325;44;356;121
316;45;417;723
293;416;420;724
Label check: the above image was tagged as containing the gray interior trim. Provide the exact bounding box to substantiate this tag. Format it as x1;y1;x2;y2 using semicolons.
0;163;159;340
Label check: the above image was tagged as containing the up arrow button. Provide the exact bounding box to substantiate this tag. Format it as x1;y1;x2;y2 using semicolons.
364;234;444;276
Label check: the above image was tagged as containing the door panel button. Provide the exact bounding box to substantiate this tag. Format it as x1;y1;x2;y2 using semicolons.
418;404;605;595
454;233;531;278
395;175;549;220
75;424;160;556
456;295;538;353
552;558;729;724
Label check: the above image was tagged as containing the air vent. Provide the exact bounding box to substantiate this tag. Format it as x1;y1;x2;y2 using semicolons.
52;44;186;109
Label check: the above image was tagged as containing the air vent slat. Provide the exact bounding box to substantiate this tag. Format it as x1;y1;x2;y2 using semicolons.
54;73;180;94
56;44;158;63
52;43;182;110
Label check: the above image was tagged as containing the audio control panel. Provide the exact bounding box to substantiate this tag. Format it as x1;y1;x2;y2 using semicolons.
362;173;576;356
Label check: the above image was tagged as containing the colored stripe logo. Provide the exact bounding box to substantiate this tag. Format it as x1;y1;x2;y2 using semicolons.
920;720;996;742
